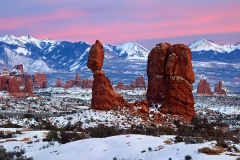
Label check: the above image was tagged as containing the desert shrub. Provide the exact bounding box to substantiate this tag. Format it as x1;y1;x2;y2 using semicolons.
185;155;192;160
43;129;59;142
216;139;229;148
0;123;22;128
86;124;122;138
0;145;32;160
59;131;87;144
23;113;35;119
174;135;183;143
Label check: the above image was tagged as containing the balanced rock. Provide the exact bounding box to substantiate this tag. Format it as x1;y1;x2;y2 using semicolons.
147;43;195;116
88;40;127;110
87;40;104;71
197;79;213;96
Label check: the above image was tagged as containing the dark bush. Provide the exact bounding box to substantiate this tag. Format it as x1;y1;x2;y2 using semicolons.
185;155;192;160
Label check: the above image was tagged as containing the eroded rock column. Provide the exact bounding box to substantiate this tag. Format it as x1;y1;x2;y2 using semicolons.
147;43;196;116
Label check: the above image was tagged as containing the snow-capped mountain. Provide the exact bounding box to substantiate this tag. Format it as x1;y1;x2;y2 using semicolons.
189;39;240;53
0;35;149;73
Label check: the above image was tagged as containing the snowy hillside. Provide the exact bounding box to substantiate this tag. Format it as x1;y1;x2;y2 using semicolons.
1;131;239;160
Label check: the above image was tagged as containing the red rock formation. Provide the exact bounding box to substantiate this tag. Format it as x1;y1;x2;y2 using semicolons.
197;79;213;96
0;76;20;93
135;76;146;89
76;74;81;86
115;76;146;90
147;43;195;116
81;78;93;88
87;40;127;110
64;80;72;88
14;64;24;73
135;100;149;113
116;81;124;89
6;77;21;93
23;77;34;96
214;80;226;96
55;78;62;87
0;65;34;97
34;73;48;88
87;40;104;71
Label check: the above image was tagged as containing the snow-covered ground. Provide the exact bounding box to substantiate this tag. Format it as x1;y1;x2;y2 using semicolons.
0;130;239;160
0;87;240;159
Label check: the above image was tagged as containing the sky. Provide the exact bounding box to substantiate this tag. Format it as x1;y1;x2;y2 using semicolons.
0;0;240;49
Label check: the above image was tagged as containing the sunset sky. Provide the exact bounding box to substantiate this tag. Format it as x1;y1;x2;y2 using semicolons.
0;0;240;49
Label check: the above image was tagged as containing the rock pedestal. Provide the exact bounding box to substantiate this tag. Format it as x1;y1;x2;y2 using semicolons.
147;43;195;116
87;40;127;110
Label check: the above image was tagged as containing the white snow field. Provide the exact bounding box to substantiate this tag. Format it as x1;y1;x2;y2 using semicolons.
1;130;239;160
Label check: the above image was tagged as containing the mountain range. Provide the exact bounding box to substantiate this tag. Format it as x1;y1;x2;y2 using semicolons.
0;35;239;91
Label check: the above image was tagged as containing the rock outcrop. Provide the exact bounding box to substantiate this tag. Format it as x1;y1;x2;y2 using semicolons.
147;43;195;116
64;80;72;88
81;78;93;88
23;77;34;96
76;74;81;86
214;80;226;96
115;76;146;90
34;73;48;88
87;40;127;110
55;78;62;87
0;65;34;97
197;79;213;96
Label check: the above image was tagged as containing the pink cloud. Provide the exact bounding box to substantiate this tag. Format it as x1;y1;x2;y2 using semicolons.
1;0;240;44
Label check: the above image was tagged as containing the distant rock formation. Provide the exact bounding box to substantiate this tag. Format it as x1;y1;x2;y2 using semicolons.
23;77;34;96
197;79;213;96
64;74;82;88
214;80;226;96
147;43;195;116
34;73;48;88
55;78;62;87
81;78;93;88
64;80;72;88
76;74;81;86
115;76;146;90
87;40;127;110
